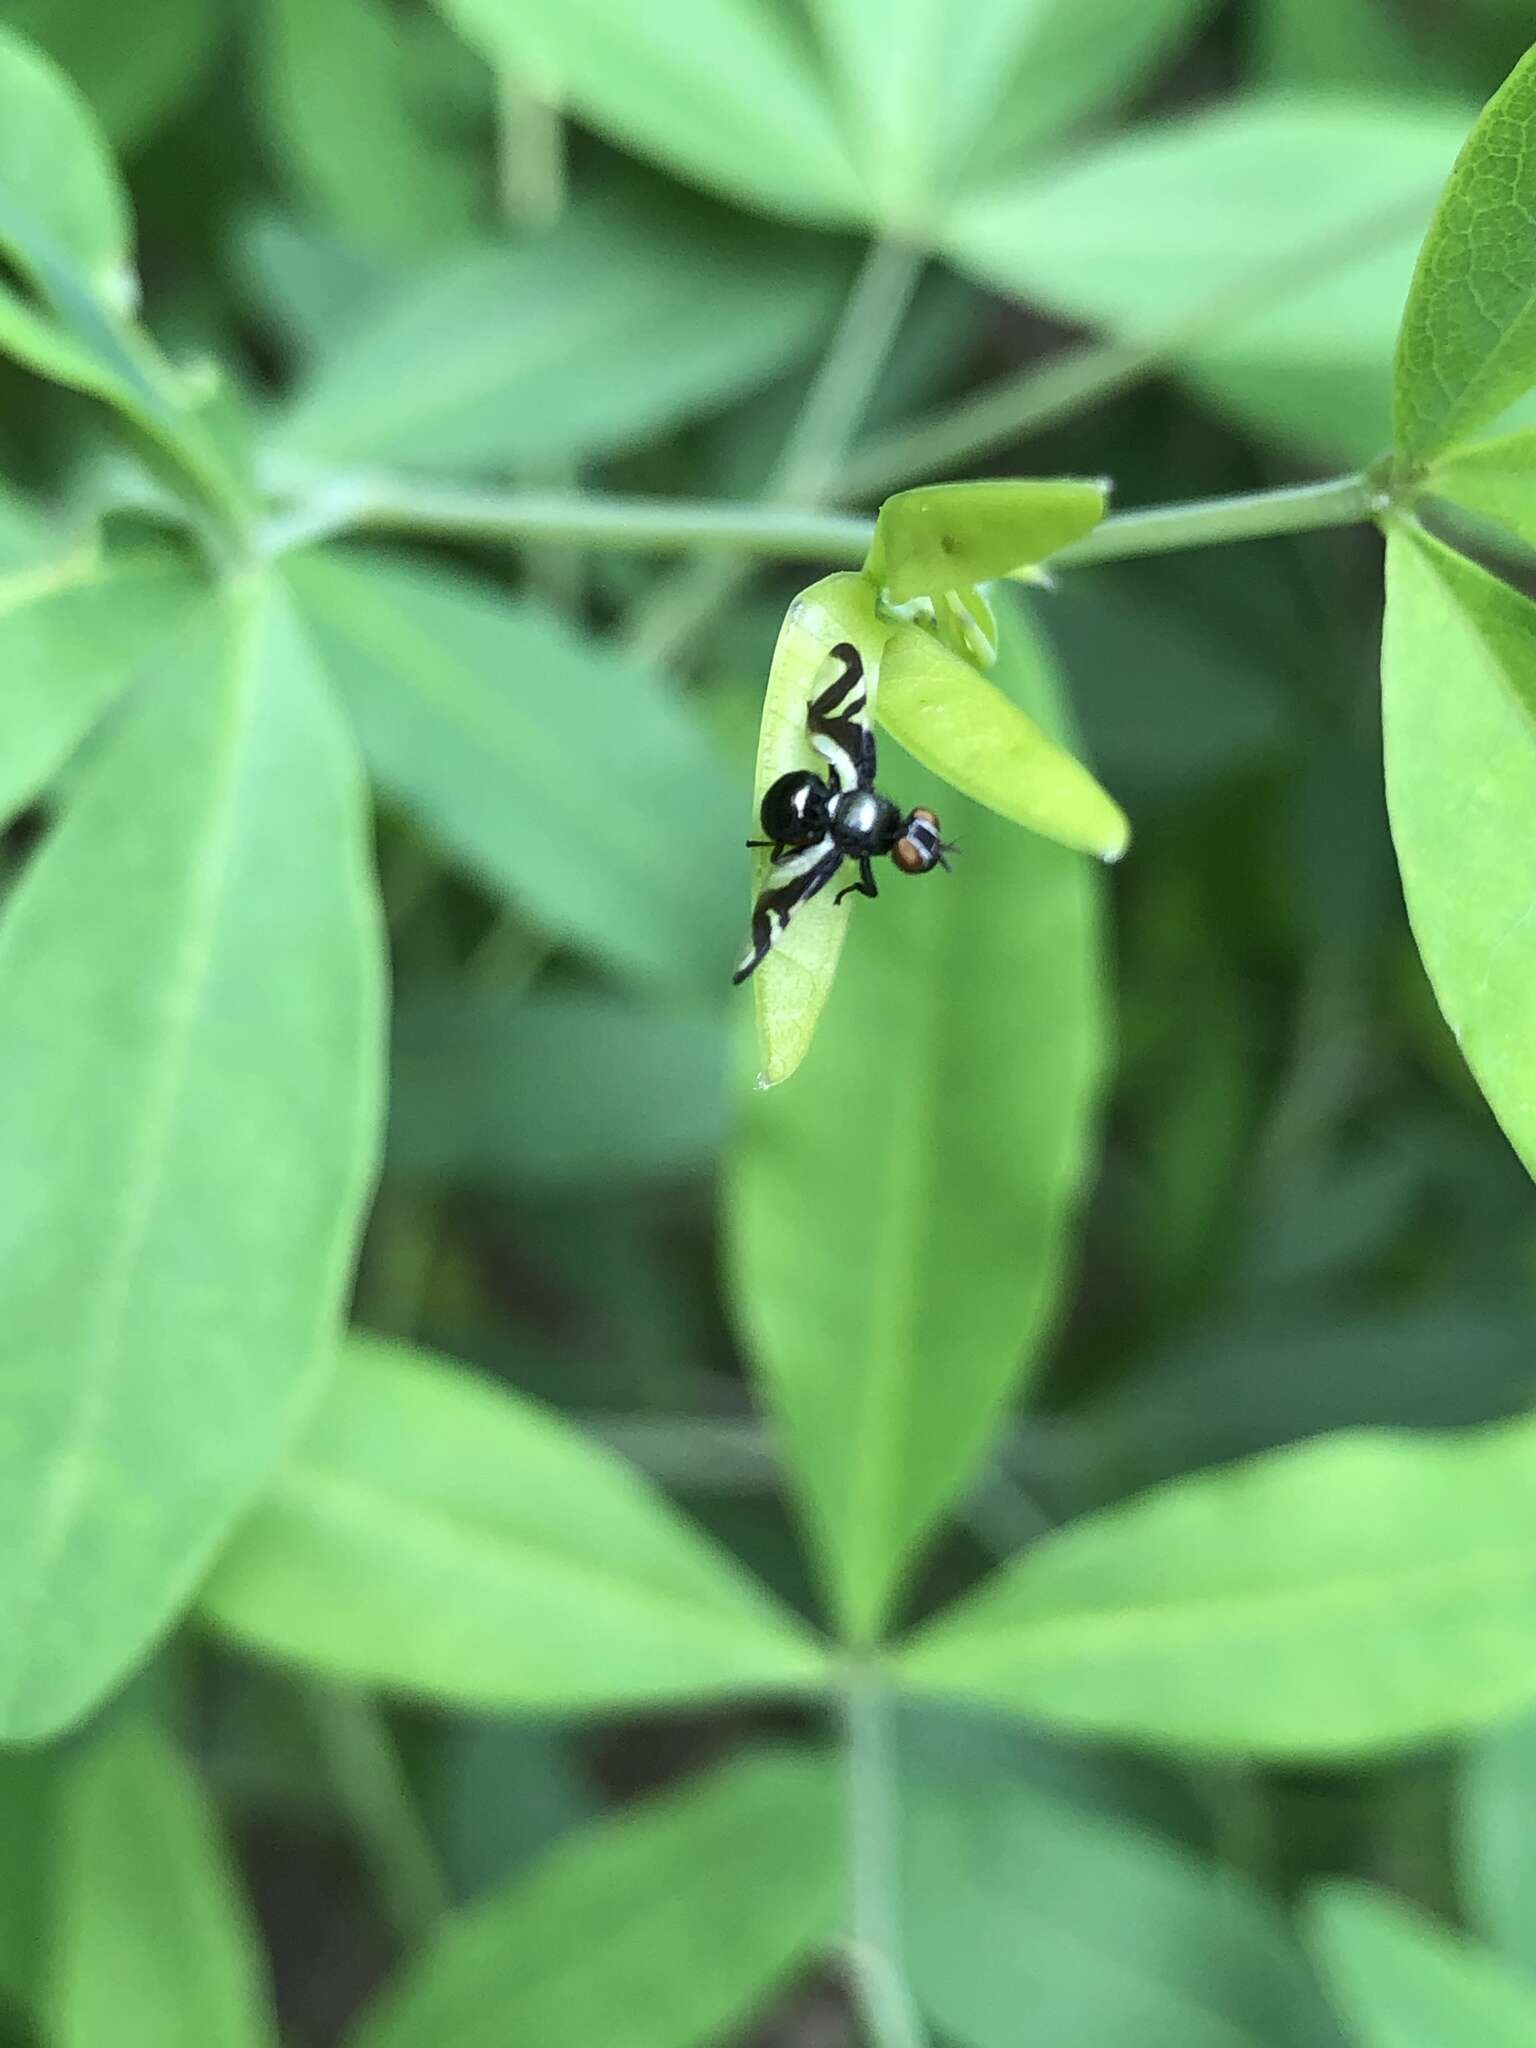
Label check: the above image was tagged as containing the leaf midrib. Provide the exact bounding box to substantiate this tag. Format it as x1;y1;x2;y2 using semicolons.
0;588;261;1723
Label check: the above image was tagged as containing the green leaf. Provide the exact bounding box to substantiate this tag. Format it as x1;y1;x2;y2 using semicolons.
202;1336;829;1711
0;18;132;304
876;619;1130;859
1460;1707;1536;1978
742;570;890;1087
389;983;728;1187
806;0;1210;230
945;94;1464;461
436;0;865;227
284;547;738;988
1306;1882;1536;2047
350;1751;841;2048
871;477;1107;603
253;0;483;251
1382;525;1536;1176
8;0;225;152
0;577;385;1740
1428;427;1536;550
0;26;248;526
0;554;203;831
1395;46;1536;462
906;1778;1337;2048
897;1417;1536;1757
729;595;1108;1641
274;181;846;476
52;1717;276;2048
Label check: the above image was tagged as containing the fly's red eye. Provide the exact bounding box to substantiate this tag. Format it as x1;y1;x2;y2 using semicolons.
893;837;926;873
911;807;940;831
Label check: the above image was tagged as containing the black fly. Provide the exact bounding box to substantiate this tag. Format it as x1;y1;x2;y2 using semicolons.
733;641;954;985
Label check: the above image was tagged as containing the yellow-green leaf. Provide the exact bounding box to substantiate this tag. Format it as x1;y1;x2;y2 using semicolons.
1382;524;1536;1176
872;477;1108;604
877;622;1129;859
744;569;891;1088
1429;428;1536;551
52;1717;276;2048
1394;45;1536;462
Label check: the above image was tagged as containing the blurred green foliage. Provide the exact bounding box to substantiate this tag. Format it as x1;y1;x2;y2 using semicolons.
4;1;1536;2045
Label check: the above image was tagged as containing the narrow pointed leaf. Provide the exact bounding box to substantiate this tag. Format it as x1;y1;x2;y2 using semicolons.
897;1417;1536;1757
436;0;865;227
351;1751;840;2048
0;578;384;1740
1429;428;1536;550
254;0;482;252
0;26;247;523
52;1718;276;2048
807;0;1209;228
877;621;1130;858
1395;46;1536;463
730;596;1108;1641
907;1777;1338;2048
285;547;738;988
1306;1882;1536;2048
872;477;1107;604
276;181;847;476
203;1337;829;1711
745;570;891;1086
1382;525;1536;1175
0;555;202;830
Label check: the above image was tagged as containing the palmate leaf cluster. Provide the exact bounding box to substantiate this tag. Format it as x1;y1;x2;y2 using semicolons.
6;3;1536;2045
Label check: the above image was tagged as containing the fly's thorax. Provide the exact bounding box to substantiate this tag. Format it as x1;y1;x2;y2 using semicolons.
830;786;901;854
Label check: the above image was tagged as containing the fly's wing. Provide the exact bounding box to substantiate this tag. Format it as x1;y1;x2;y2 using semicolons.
808;641;876;792
732;836;843;984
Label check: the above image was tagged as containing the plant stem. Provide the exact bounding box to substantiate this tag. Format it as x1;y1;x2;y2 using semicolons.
624;236;925;670
259;474;875;564
494;67;565;231
1051;472;1379;566
306;1685;451;1944
841;1668;930;2048
264;468;1379;575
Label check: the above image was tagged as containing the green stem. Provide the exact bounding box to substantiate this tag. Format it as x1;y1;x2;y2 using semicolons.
259;475;874;563
624;237;925;670
841;1669;929;2048
306;1685;451;1943
1051;473;1379;567
494;67;565;230
263;469;1379;575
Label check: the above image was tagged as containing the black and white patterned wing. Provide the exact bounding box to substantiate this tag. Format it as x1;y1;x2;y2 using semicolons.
732;836;844;984
808;641;876;792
